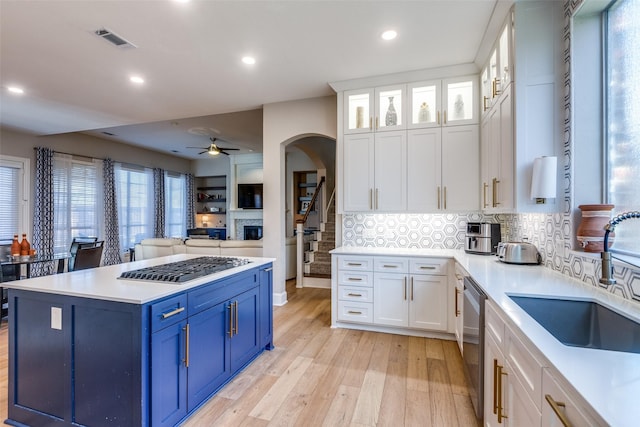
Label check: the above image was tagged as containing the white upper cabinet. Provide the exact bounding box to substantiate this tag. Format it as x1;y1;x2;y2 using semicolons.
482;15;513;117
344;85;406;134
408;76;478;129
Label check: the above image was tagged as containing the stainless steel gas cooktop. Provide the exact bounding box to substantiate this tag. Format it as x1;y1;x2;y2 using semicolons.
119;256;251;283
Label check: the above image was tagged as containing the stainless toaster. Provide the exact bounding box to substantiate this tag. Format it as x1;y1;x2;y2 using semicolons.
496;242;542;265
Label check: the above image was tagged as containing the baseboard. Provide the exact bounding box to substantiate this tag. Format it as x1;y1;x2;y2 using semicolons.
301;277;331;289
273;290;288;306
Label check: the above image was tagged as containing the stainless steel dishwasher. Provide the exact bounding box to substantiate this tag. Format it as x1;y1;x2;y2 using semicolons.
463;276;486;422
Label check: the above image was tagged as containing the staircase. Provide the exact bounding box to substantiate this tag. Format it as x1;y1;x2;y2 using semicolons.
303;207;335;278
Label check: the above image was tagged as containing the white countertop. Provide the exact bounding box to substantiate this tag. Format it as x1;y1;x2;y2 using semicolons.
332;246;640;427
3;254;275;305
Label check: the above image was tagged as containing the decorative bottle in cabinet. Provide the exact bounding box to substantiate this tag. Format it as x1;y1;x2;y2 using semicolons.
386;96;397;126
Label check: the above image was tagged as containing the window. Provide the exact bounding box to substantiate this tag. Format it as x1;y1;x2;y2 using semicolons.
165;172;186;238
606;0;640;256
115;164;154;253
53;155;103;253
0;156;29;242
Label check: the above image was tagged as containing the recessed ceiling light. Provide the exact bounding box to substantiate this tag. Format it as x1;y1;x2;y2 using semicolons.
130;76;145;84
8;86;24;94
381;30;397;41
242;56;256;65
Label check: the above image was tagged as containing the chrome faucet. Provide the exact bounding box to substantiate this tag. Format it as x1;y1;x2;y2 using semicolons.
600;210;640;286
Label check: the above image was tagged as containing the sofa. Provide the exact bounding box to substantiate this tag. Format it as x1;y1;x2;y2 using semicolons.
134;237;297;279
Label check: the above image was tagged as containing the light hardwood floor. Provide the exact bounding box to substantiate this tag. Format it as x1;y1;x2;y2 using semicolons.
0;281;478;426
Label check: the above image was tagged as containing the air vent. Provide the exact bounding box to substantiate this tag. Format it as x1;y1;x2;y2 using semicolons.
95;28;136;48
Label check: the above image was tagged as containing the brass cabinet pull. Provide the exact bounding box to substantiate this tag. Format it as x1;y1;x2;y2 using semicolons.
497;364;508;423
444;186;447;210
420;266;436;270
493;359;499;414
369;117;373;130
444;110;447;124
183;323;190;368
375;116;379;130
403;277;407;300
455;288;460;316
437;110;441;125
347;293;362;297
545;394;572;427
347;263;362;266
375;188;379;210
348;310;362;315
493;78;501;97
347;277;363;281
483;182;489;208
492;178;501;207
383;264;397;268
161;306;185;319
234;301;239;335
437;186;441;209
228;303;234;337
410;277;414;301
483;96;489;111
369;188;373;210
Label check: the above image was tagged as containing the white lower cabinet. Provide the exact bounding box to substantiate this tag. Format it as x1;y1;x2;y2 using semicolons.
485;301;542;426
333;254;450;334
485;300;606;427
542;369;604;427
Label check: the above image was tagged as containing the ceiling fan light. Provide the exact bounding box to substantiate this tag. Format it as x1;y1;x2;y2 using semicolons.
208;148;220;156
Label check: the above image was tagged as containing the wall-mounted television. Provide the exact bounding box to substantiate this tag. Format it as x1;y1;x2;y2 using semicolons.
238;183;263;209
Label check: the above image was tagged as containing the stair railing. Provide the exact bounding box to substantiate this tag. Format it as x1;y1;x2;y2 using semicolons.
295;176;325;287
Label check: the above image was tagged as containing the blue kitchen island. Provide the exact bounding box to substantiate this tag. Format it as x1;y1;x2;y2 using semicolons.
3;254;274;427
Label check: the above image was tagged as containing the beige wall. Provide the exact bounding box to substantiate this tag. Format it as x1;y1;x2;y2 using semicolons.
0;126;193;173
263;95;337;305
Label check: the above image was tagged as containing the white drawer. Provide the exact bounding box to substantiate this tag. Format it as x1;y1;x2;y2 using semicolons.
505;324;543;411
337;255;373;271
337;271;373;287
338;285;373;303
486;300;505;349
409;258;449;275
337;300;373;324
373;257;408;272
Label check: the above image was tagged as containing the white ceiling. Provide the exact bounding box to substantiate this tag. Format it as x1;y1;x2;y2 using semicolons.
0;0;509;159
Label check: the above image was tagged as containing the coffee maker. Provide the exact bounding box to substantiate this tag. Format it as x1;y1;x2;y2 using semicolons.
465;222;501;255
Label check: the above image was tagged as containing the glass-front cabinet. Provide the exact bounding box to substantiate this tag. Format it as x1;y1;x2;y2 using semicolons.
407;76;477;129
482;14;513;118
344;85;406;134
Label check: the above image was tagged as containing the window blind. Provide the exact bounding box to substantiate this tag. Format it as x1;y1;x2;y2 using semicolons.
0;165;20;241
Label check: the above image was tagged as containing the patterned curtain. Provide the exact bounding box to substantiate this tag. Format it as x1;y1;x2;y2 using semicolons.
186;173;196;229
102;158;122;265
31;147;55;277
153;168;166;237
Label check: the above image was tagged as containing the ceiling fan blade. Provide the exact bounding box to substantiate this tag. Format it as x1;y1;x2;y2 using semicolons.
187;146;208;149
220;151;230;155
218;147;239;151
198;150;207;155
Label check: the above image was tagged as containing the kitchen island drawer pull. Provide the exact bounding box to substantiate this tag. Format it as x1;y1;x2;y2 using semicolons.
545;394;572;427
263;267;273;272
161;306;185;319
347;310;363;315
183;323;190;368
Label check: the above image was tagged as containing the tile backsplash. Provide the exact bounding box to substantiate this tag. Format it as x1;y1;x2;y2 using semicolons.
342;212;640;303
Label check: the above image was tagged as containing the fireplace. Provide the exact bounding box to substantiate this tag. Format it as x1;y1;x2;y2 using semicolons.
244;225;263;240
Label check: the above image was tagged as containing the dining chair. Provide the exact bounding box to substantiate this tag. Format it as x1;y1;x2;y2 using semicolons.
68;237;98;272
70;241;104;272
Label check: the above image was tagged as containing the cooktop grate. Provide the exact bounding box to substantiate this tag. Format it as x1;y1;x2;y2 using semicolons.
119;256;251;283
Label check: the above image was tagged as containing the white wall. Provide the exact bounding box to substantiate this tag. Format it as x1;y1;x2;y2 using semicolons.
263;95;337;305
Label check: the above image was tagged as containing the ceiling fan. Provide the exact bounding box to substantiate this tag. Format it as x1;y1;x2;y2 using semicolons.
187;137;240;156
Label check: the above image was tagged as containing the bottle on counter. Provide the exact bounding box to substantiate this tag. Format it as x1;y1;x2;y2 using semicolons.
20;233;31;256
11;235;20;256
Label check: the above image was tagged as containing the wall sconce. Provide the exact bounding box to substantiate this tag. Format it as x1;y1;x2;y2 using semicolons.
530;156;557;204
202;215;209;227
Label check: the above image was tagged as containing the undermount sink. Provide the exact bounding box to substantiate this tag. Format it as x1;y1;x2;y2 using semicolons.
509;295;640;354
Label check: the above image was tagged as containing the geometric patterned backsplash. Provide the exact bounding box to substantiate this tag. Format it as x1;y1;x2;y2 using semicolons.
342;212;640;303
